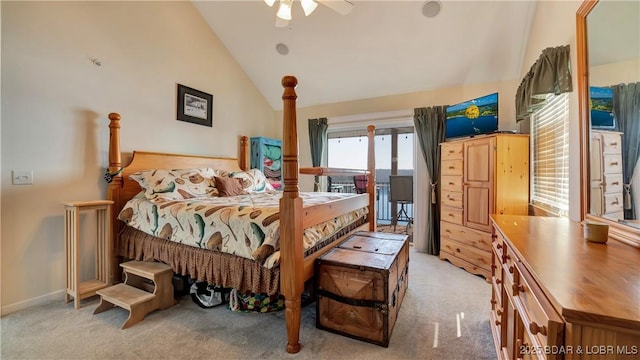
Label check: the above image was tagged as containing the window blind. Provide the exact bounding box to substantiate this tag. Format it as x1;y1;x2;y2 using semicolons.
530;93;570;216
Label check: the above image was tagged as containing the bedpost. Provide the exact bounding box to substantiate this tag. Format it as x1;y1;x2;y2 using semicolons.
367;125;377;231
280;75;304;354
106;112;123;284
108;113;122;176
240;136;249;171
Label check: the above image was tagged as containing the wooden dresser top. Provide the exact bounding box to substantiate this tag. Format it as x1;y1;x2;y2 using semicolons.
490;215;640;330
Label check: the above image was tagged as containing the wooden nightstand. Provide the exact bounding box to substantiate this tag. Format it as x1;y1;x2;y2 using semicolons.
62;200;114;309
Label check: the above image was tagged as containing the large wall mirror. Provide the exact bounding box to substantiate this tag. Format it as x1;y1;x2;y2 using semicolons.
577;0;640;246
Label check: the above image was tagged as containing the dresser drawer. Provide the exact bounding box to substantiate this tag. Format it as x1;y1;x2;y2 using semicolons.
442;191;463;208
490;298;503;348
518;325;546;360
442;160;463;176
441;206;463;225
514;261;564;356
492;260;503;306
603;173;623;193
441;221;491;252
603;193;623;213
601;132;622;155
440;237;491;272
602;154;622;173
441;142;463;160
503;241;517;283
441;175;463;192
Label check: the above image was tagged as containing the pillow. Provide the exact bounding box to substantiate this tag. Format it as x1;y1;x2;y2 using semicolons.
229;169;276;193
215;176;247;197
130;168;219;200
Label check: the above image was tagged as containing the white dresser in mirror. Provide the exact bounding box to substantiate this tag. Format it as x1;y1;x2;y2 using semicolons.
590;130;624;220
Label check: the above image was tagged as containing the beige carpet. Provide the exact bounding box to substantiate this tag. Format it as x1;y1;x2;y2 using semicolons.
1;247;496;360
376;223;413;242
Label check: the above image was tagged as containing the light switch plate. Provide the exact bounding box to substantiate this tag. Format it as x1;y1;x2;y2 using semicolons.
12;170;33;185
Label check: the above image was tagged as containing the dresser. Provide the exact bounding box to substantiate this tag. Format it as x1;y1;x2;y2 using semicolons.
250;136;282;190
490;215;640;360
590;130;624;220
439;134;529;280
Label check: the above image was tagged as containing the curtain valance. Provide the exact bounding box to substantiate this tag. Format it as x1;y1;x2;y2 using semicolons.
516;45;573;121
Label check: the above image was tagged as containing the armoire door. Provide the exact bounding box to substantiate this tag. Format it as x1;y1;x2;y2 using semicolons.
464;137;494;232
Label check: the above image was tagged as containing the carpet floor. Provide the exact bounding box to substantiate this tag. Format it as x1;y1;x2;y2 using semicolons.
1;247;496;360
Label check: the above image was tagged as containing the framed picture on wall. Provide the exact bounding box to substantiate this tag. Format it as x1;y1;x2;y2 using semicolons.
176;84;213;127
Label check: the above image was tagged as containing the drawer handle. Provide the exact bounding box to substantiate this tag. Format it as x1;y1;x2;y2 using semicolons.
448;182;455;186
612;181;619;185
529;322;547;336
509;265;514;274
490;299;497;305
610;142;618;146
611;161;619;166
496;309;503;316
491;264;497;270
448;150;455;154
496;278;502;285
449;166;455;170
448;214;454;217
455;248;461;253
496;243;502;249
612;199;620;205
513;284;525;294
495;320;501;326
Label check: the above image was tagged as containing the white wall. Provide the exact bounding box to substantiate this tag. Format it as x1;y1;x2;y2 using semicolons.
1;1;277;313
590;58;640;86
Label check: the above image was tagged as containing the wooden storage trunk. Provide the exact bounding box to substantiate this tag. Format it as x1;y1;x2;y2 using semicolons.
315;231;409;347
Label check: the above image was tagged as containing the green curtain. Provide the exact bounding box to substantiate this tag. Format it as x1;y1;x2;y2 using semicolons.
516;45;573;121
612;82;640;219
414;106;447;255
308;118;328;191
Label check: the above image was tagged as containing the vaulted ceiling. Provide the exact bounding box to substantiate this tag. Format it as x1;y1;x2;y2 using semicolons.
193;1;538;110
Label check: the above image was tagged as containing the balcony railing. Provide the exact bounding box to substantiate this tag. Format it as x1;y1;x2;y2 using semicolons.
329;181;413;225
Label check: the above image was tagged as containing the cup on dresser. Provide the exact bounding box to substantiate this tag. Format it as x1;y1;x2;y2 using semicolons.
583;221;609;243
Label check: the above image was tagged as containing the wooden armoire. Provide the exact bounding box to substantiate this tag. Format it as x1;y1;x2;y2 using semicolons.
439;134;529;280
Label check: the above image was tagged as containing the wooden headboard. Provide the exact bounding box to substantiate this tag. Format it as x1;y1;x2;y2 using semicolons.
105;113;249;248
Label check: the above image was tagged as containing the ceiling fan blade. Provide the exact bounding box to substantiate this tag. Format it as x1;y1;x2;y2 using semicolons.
317;0;354;16
275;16;290;28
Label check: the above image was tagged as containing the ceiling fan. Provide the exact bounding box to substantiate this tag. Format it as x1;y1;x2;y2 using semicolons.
264;0;354;28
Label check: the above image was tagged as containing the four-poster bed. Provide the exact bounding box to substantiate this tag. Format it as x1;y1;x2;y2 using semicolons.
105;75;377;353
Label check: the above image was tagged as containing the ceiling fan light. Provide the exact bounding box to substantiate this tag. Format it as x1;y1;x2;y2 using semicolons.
301;0;318;16
264;0;276;7
276;0;292;20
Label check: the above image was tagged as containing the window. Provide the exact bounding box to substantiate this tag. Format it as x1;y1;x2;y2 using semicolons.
530;93;570;216
327;128;413;170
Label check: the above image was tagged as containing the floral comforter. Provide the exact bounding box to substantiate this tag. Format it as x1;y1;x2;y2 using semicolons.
118;191;367;269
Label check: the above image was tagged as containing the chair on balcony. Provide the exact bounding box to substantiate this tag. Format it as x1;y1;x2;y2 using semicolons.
353;175;367;194
389;175;413;232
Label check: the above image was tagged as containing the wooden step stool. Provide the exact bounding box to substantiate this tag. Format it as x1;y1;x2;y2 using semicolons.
94;261;177;329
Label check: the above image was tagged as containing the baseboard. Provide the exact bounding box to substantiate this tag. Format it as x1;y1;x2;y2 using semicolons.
1;289;65;316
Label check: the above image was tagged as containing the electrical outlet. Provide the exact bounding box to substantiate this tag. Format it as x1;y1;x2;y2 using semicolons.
12;170;33;185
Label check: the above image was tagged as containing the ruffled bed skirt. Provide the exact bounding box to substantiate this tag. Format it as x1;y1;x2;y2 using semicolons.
117;226;281;295
116;216;367;297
